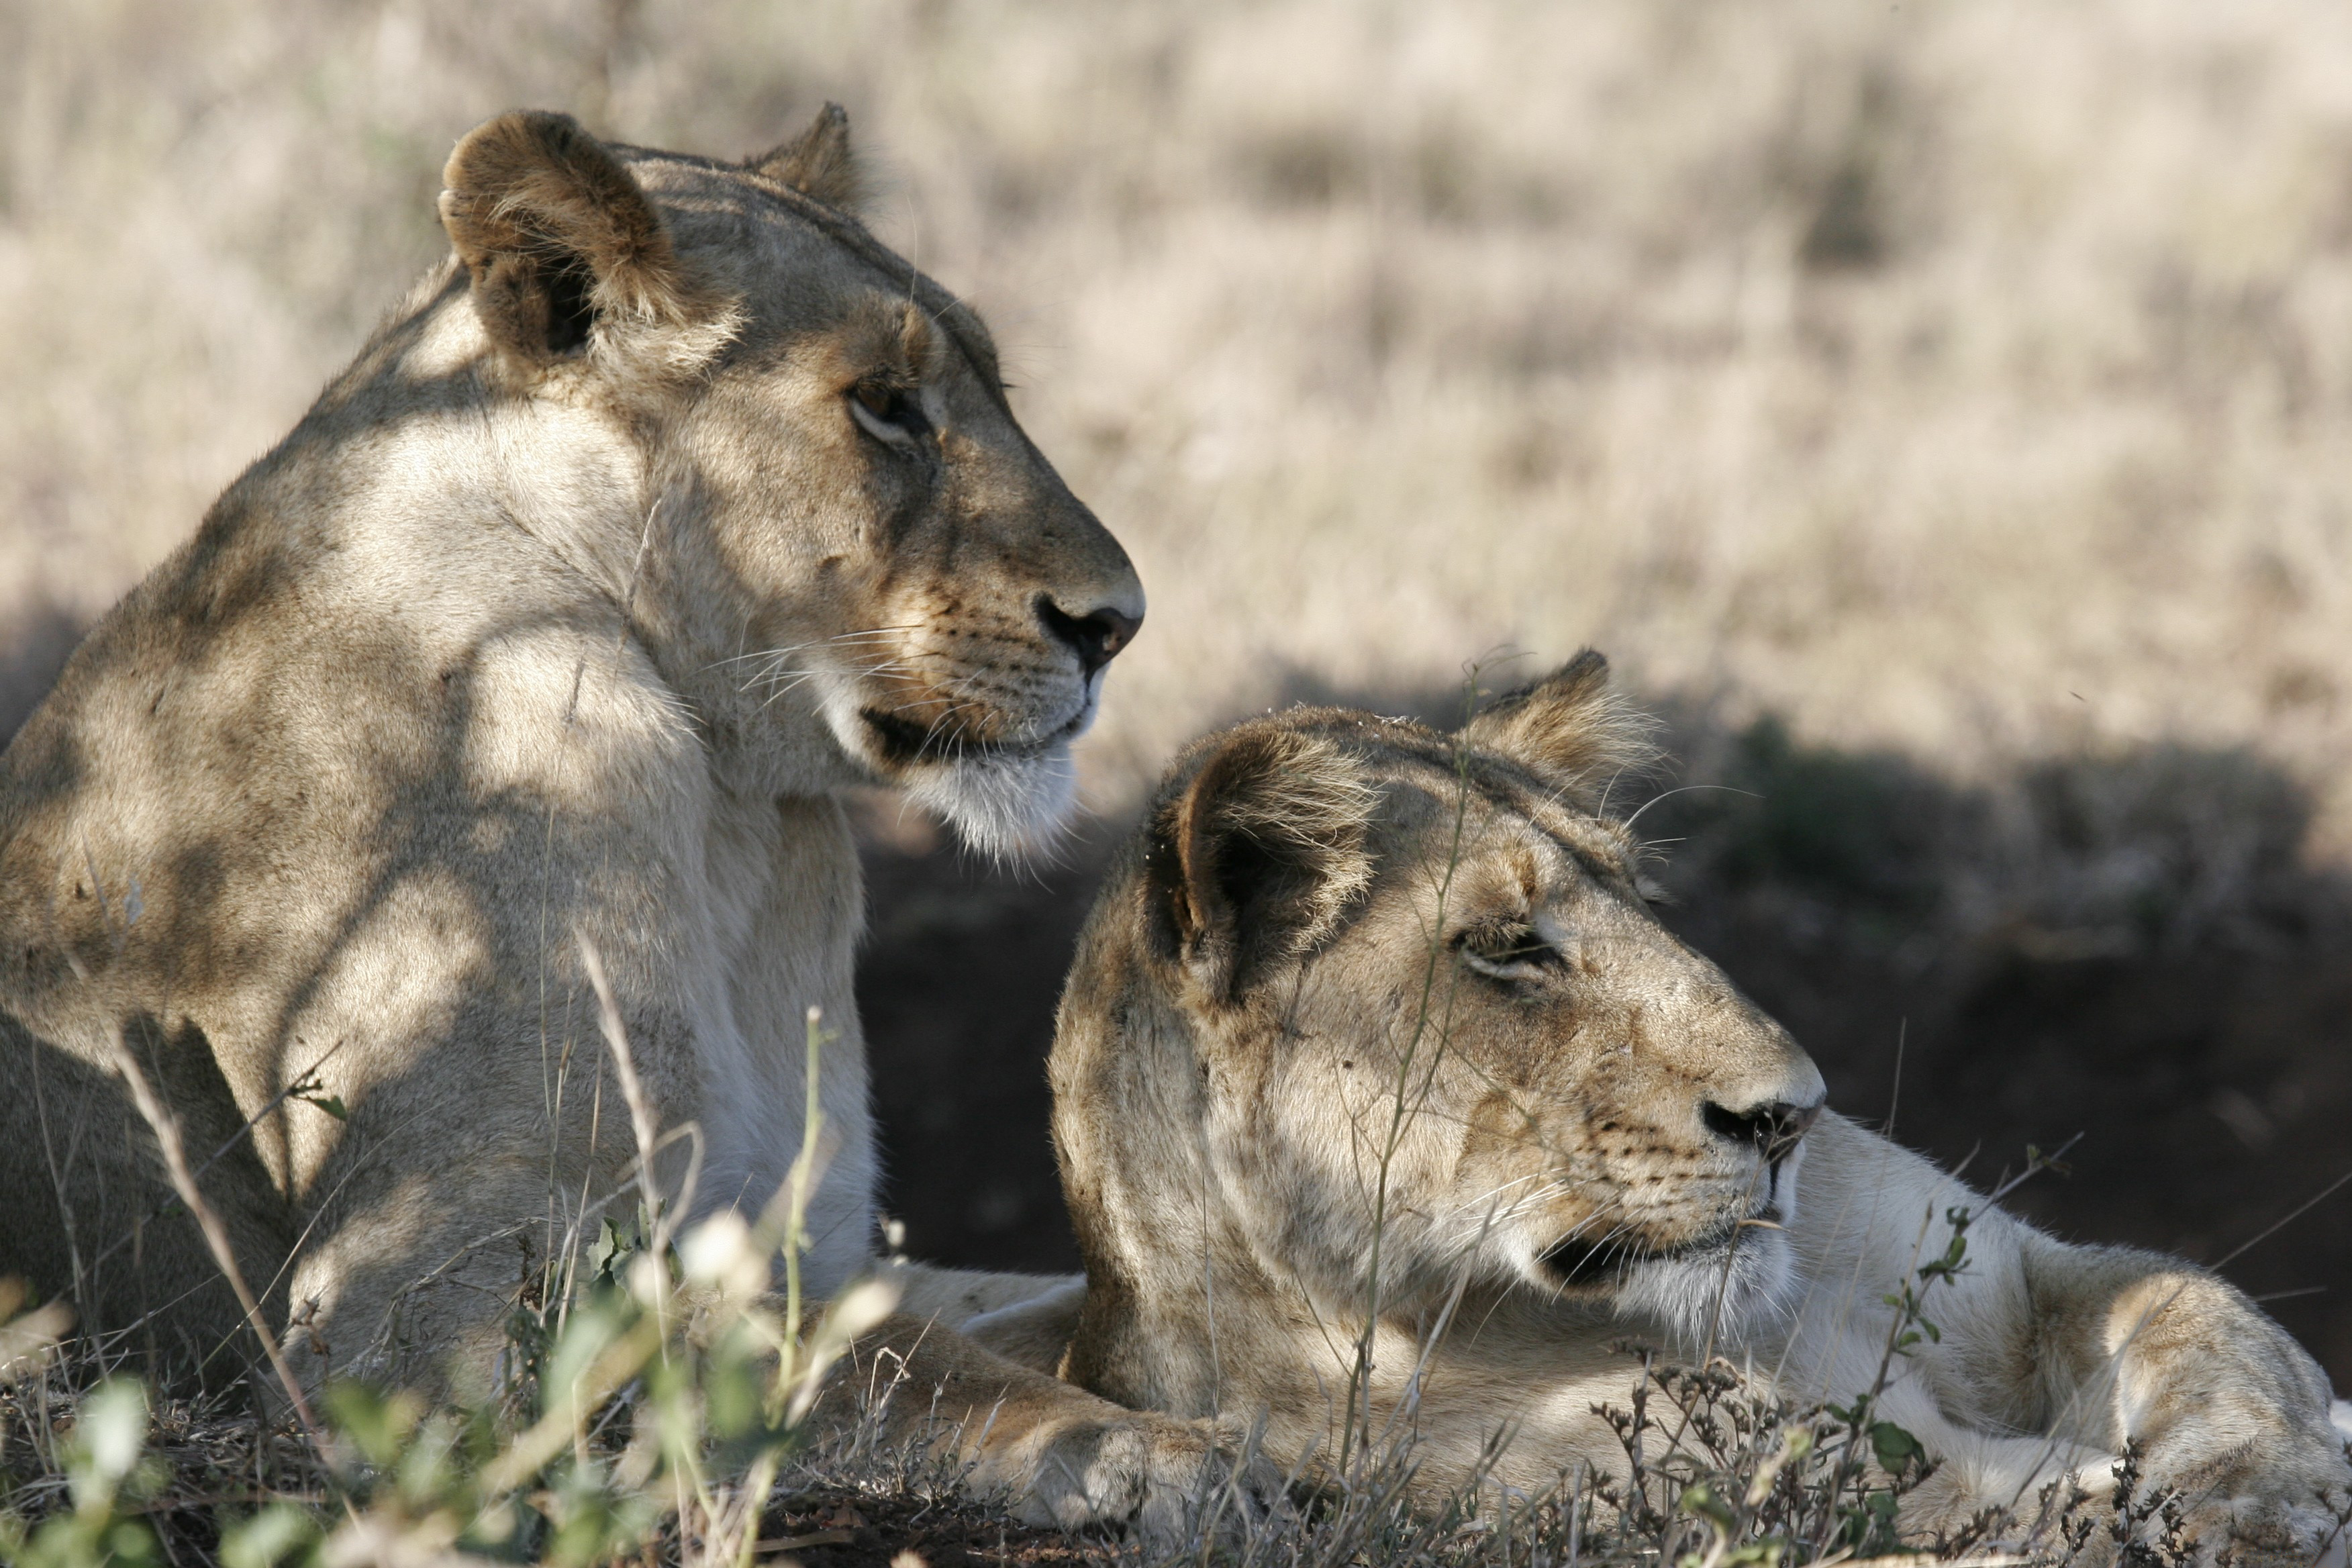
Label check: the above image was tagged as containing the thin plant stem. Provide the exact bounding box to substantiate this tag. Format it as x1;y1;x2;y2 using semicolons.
103;1038;325;1451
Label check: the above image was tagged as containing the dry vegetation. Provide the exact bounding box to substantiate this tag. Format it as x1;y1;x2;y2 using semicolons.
11;0;2352;821
0;1122;2209;1568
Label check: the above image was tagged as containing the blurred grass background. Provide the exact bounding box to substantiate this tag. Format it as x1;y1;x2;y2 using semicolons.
4;0;2350;1381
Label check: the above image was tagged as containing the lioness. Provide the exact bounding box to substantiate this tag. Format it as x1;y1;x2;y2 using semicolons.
0;107;1239;1534
1031;654;2352;1560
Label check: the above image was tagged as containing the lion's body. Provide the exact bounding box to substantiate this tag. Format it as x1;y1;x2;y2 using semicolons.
1035;667;2352;1560
0;109;1248;1538
0;336;874;1366
1;528;873;1367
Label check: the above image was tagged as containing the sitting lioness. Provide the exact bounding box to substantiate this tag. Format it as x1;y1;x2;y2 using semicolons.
0;106;1243;1534
1032;654;2352;1559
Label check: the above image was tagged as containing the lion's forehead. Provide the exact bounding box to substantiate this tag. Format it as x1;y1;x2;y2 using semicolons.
1350;771;1640;908
624;155;1002;383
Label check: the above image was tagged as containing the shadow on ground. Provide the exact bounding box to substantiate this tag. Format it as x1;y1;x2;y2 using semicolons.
857;677;2352;1387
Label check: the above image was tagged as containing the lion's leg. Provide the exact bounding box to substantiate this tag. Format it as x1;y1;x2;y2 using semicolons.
879;1261;1085;1376
1;1012;290;1385
1792;1117;2351;1561
2023;1259;2352;1563
1872;1374;2116;1541
886;1261;1083;1331
277;1154;579;1396
820;1309;1279;1546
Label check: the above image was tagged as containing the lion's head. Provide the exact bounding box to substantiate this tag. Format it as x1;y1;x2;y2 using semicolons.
1053;653;1826;1394
429;107;1140;849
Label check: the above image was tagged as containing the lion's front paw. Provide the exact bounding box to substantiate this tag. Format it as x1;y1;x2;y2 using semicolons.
2161;1426;2352;1568
983;1408;1289;1547
2177;1480;2352;1568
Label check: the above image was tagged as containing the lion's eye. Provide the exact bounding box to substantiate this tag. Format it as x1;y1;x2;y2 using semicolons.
847;379;930;445
1456;922;1563;982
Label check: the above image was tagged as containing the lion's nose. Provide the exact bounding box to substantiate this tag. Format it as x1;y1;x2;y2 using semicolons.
1701;1096;1823;1161
1038;595;1143;678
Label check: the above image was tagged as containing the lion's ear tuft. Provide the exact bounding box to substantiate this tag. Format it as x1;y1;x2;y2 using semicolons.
750;102;863;211
1460;650;1660;812
439;110;705;363
1154;727;1378;1002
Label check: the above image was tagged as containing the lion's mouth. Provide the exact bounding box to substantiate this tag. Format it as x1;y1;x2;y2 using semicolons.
857;700;1089;767
1539;1206;1782;1288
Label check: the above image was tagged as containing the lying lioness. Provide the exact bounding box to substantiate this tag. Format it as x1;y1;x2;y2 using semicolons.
1015;654;2352;1559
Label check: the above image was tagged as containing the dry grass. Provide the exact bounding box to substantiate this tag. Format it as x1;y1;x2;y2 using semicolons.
0;1304;2165;1568
9;0;2352;848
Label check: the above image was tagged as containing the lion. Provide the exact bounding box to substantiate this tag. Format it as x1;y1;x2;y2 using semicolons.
0;105;1253;1537
1010;654;2352;1560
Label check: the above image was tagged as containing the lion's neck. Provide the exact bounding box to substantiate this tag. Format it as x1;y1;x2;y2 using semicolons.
246;298;884;1277
297;288;860;804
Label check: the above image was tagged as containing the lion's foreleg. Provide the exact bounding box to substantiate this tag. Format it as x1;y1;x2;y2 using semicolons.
816;1304;1278;1545
2012;1242;2351;1560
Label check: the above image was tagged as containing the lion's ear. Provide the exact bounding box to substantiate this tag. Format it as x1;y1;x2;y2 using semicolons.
439;110;703;363
1155;726;1378;1001
1459;650;1659;810
749;102;863;211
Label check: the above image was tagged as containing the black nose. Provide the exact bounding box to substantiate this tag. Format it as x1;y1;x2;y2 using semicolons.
1702;1097;1823;1161
1038;596;1143;678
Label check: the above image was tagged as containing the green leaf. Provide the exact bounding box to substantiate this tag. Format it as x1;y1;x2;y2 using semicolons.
66;1379;149;1512
539;1291;635;1422
1679;1481;1736;1529
395;1414;462;1510
323;1381;421;1471
104;1518;164;1568
1869;1418;1924;1472
291;1086;346;1120
219;1504;320;1568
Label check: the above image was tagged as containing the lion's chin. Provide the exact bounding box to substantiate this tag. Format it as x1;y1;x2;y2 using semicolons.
1609;1224;1796;1349
1528;1213;1795;1347
828;678;1097;858
903;742;1078;859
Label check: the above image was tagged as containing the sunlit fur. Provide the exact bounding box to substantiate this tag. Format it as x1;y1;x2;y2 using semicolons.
0;108;1276;1543
1022;657;2352;1560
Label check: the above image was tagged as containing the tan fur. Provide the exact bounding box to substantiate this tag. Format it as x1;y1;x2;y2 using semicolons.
749;103;863;212
1048;655;2352;1562
0;107;1246;1537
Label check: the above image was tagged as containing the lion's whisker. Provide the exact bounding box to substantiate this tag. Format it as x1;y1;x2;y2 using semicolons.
703;624;922;671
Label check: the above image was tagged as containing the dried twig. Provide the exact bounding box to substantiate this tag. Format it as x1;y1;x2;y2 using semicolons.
105;1038;326;1449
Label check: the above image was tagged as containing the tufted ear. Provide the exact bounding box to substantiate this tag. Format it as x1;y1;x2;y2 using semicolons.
439;110;707;364
749;102;863;211
1155;726;1379;1002
1459;650;1659;810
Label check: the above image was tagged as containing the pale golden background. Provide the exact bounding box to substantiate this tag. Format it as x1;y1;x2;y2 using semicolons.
12;1;2352;810
6;1;2351;1375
